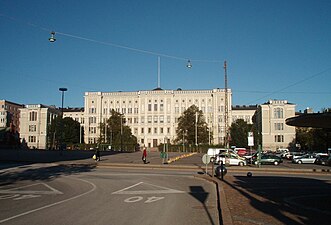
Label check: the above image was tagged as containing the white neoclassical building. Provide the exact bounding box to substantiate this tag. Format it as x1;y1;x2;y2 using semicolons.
254;100;296;150
84;88;232;148
19;104;60;149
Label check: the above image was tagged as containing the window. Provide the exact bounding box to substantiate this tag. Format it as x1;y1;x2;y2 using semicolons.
274;108;284;119
160;104;164;111
28;136;36;143
167;116;171;123
153;116;158;123
134;107;139;114
29;125;36;132
154;104;158;111
274;123;284;131
148;128;151;133
275;135;284;142
141;116;145;123
122;108;126;114
175;107;179;113
147;116;152;123
148;104;152;111
141;128;144;134
160;116;164;123
128;108;132;114
154;128;157;134
160;128;164;134
29;111;37;121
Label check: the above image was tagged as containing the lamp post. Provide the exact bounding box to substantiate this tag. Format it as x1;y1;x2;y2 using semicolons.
58;88;67;152
59;88;67;117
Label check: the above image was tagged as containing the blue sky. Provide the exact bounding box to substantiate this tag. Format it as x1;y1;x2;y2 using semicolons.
1;0;330;112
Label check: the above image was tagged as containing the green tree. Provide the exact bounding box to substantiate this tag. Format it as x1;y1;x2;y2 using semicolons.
99;110;137;151
296;127;330;152
47;117;81;149
229;119;253;148
175;105;211;145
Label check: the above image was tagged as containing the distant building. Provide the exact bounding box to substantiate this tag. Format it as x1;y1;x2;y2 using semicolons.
0;100;24;132
254;100;296;150
84;88;232;147
63;107;85;124
19;104;60;149
232;105;258;124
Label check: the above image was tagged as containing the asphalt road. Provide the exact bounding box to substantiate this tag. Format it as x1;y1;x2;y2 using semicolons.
0;165;218;225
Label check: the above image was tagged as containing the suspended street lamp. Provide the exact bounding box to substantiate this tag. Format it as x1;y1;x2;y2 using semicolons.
49;31;56;42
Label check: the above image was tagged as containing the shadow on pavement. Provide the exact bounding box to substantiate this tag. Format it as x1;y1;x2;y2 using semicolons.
222;175;331;225
0;164;96;187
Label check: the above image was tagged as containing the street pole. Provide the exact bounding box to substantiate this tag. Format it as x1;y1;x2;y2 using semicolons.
120;115;123;151
58;88;67;153
195;111;198;150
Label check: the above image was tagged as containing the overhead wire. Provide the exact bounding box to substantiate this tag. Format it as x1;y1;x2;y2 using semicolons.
1;12;331;101
0;12;222;63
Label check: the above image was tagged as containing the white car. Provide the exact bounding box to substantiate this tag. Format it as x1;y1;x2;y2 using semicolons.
292;154;316;164
216;153;247;166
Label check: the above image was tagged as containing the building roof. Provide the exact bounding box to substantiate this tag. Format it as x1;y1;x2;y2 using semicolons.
232;105;258;110
63;107;84;112
286;112;331;129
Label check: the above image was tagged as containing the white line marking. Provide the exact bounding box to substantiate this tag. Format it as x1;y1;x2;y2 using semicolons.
0;183;63;195
112;182;184;195
0;177;96;224
112;182;143;194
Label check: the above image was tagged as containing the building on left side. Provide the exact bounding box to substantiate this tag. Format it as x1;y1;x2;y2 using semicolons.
0;100;24;132
19;104;60;149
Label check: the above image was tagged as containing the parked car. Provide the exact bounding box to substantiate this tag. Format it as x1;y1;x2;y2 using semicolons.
315;155;329;165
292;154;317;164
216;152;247;166
253;154;283;165
234;148;247;157
286;152;305;160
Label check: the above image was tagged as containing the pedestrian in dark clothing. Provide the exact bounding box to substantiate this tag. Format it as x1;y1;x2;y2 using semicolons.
142;148;147;164
95;149;101;161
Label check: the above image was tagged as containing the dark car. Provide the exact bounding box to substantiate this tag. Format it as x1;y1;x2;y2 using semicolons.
253;154;283;165
315;155;329;165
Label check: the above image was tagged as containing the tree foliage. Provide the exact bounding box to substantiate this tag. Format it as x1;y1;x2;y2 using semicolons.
295;127;330;151
229;119;255;148
175;105;211;145
47;117;81;148
99;110;137;150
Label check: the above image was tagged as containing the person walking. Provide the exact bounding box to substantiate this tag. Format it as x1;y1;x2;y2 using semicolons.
95;148;101;161
142;147;147;164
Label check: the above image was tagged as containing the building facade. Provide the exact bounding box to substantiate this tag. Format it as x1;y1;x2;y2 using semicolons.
0;100;24;131
232;105;258;124
63;107;85;124
254;100;296;150
84;88;232;147
19;104;60;149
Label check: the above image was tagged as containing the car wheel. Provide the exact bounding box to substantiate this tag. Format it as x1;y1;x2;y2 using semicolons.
297;160;302;164
274;161;279;166
239;162;244;166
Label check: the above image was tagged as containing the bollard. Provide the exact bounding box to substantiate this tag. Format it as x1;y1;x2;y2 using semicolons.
215;161;227;180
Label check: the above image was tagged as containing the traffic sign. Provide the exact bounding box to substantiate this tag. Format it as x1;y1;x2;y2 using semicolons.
202;154;211;165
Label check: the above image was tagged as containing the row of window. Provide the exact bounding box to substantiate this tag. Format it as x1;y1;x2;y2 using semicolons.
275;135;284;142
89;105;225;115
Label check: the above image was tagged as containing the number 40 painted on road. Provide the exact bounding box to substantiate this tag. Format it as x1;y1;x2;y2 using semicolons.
124;196;164;203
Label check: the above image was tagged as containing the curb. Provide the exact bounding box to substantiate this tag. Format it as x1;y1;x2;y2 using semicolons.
194;174;233;225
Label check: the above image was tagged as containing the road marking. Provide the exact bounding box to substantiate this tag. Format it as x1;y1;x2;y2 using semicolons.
0;183;63;195
0;177;96;224
112;182;185;195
